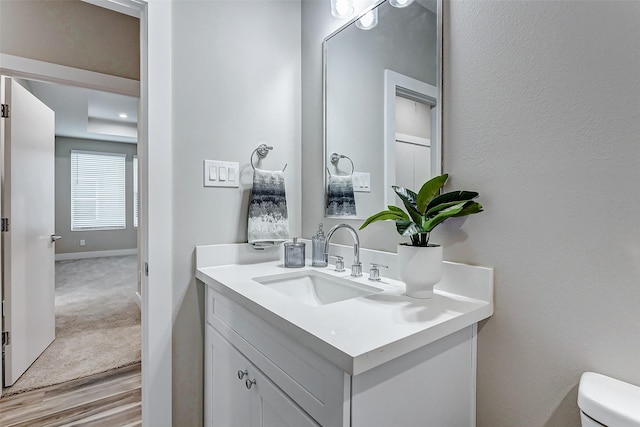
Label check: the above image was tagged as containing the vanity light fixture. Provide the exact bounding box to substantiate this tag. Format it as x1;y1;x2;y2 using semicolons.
331;0;354;19
356;7;378;30
389;0;414;8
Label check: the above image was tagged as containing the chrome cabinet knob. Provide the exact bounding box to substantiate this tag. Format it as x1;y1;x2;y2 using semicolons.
237;370;248;380
245;378;256;389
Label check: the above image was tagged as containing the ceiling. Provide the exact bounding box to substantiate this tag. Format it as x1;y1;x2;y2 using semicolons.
28;80;138;144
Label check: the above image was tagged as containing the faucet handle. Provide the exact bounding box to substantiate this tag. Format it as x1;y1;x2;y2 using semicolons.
369;263;389;281
330;255;345;272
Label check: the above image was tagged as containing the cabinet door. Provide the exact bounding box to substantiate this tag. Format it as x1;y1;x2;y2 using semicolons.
250;367;320;427
206;327;252;427
206;326;318;427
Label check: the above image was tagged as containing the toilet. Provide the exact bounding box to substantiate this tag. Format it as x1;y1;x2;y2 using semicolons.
578;372;640;426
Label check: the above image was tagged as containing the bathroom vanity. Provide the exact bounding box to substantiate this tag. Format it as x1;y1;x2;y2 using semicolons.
196;244;493;427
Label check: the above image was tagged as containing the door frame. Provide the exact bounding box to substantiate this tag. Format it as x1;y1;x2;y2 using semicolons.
0;1;173;424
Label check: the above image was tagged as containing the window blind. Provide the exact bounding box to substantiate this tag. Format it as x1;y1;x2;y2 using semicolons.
133;155;138;228
71;150;126;230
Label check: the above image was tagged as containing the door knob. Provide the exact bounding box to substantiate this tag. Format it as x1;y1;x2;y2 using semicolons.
51;235;62;242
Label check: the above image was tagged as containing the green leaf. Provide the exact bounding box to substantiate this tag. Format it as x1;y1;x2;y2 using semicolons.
392;186;424;224
426;190;478;212
392;186;418;209
422;202;467;232
425;200;470;217
453;201;484;217
396;220;422;237
405;204;424;225
416;174;449;213
359;210;407;230
387;205;409;220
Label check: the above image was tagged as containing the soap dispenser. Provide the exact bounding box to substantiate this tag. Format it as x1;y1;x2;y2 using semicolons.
311;223;328;267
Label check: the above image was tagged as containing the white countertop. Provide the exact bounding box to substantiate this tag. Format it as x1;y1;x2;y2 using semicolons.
196;244;493;375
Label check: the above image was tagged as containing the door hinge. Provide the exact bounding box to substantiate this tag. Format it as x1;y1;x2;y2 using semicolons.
1;218;8;232
2;331;9;346
144;262;149;277
1;104;8;118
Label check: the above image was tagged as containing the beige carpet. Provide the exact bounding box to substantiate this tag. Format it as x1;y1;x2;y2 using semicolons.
2;255;141;397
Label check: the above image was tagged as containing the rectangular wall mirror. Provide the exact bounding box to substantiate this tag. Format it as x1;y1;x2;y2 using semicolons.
323;0;442;219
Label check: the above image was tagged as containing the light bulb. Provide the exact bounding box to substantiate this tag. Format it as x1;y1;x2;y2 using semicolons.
119;113;128;119
389;0;414;8
331;0;354;19
356;8;378;30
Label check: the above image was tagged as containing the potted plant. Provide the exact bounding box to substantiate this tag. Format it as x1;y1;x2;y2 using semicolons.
360;174;483;298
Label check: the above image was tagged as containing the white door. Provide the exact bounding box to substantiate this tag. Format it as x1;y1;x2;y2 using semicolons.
1;76;56;386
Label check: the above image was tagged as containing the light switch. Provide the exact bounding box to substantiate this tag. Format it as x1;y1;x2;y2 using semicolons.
353;172;371;192
203;160;239;188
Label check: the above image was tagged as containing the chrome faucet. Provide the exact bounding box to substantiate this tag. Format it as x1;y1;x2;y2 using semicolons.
323;224;362;277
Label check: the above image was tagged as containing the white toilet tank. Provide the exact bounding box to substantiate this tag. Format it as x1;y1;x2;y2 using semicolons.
578;372;640;427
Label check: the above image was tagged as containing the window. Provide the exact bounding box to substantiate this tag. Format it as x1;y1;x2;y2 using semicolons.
71;150;126;230
133;155;138;228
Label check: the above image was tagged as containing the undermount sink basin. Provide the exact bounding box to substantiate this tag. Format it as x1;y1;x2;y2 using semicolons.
253;270;382;306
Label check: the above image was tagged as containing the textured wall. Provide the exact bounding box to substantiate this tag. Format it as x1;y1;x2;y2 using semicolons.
442;1;640;426
54;137;138;255
171;1;301;425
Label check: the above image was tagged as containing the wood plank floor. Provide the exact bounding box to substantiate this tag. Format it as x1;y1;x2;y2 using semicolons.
0;363;141;427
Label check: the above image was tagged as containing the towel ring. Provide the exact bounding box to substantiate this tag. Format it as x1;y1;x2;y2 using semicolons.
328;152;354;176
251;144;287;172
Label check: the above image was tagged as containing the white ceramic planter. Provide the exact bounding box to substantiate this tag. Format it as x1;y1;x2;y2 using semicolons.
397;244;443;299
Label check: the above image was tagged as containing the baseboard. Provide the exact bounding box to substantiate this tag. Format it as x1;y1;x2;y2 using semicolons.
55;248;138;261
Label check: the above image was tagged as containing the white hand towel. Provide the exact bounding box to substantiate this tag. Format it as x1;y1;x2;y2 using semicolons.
248;168;290;244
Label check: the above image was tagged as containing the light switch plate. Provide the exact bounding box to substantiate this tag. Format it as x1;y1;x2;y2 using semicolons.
204;160;239;188
352;172;371;192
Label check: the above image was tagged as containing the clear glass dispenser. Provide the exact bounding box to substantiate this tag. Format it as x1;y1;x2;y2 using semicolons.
284;238;305;268
312;224;328;267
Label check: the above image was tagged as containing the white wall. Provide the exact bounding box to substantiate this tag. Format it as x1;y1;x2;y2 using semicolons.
304;1;640;426
171;1;301;424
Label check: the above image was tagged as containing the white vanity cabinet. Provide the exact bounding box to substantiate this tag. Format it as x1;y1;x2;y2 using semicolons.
204;286;479;427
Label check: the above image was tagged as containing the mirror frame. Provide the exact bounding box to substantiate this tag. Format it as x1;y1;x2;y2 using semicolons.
322;0;443;217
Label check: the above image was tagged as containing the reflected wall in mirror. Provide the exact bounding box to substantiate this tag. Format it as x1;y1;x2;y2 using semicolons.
323;0;441;219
